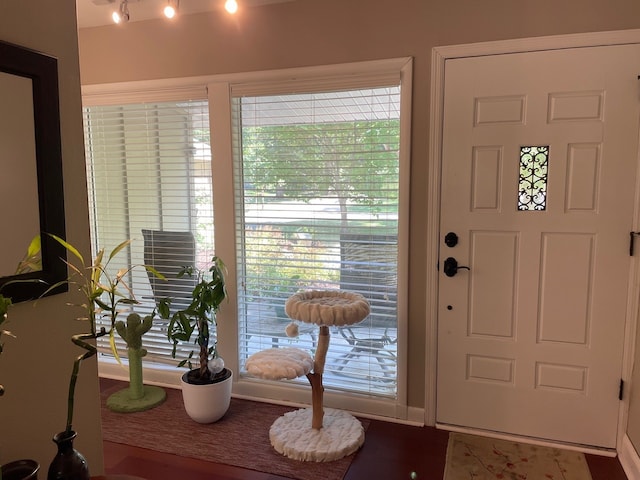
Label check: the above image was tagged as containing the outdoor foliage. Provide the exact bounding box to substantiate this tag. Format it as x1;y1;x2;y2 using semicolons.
243;226;338;301
242;120;400;220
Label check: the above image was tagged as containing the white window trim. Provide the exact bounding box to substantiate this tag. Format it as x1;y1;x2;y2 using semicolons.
86;57;414;421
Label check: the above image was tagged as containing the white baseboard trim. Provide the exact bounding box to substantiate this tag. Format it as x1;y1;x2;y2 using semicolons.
619;434;640;480
407;406;425;425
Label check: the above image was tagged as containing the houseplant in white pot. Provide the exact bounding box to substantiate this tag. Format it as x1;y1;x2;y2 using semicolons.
160;255;230;423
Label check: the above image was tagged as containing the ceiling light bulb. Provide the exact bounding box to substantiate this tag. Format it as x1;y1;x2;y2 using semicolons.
164;5;176;18
164;0;179;19
225;0;238;14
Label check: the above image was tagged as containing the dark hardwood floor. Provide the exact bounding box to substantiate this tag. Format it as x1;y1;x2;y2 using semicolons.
101;383;628;479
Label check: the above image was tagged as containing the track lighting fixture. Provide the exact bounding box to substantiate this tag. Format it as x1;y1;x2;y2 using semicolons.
225;0;238;14
163;0;179;19
112;0;130;24
107;0;238;25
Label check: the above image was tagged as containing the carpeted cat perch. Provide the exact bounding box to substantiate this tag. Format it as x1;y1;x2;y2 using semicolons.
106;313;166;413
246;290;370;462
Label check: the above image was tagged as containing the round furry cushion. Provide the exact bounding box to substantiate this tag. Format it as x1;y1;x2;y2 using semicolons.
285;290;370;326
245;347;313;380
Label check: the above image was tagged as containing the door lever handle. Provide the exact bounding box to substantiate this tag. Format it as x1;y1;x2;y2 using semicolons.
443;257;470;277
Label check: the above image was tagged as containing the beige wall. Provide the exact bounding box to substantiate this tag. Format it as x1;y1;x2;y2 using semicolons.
78;0;640;445
0;0;104;474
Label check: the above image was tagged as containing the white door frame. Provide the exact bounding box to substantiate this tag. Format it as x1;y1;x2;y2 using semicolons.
426;29;640;452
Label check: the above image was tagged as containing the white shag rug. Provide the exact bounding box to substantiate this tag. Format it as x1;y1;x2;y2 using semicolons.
269;407;365;462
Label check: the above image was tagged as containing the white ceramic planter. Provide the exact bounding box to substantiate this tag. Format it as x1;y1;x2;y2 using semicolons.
180;369;233;423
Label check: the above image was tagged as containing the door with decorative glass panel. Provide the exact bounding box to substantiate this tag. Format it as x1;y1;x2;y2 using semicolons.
436;44;640;448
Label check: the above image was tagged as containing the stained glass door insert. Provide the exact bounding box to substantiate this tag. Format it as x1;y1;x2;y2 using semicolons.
518;145;549;211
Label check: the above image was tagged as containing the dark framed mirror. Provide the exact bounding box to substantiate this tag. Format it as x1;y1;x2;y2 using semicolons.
0;40;67;302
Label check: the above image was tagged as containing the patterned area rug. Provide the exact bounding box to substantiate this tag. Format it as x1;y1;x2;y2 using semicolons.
101;380;368;480
444;433;593;480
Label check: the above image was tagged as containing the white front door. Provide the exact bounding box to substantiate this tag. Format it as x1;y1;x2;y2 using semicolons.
436;44;640;448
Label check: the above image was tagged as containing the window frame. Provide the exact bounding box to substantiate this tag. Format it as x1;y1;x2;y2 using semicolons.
83;57;412;419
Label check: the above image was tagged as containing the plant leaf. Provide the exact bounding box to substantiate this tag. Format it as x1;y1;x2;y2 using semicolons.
109;239;133;262
49;233;84;264
109;330;122;366
145;265;166;280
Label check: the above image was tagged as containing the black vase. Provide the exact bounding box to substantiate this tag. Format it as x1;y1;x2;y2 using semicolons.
47;431;89;480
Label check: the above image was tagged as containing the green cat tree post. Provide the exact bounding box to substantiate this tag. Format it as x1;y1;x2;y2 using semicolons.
106;313;166;413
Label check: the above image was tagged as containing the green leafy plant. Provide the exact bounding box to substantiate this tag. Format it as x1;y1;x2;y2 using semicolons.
44;235;162;434
160;256;227;384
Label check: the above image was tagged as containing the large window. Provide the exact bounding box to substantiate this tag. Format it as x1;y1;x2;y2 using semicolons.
233;87;401;397
83;58;411;412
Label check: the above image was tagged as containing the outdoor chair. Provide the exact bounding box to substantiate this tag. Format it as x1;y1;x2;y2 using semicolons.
334;324;397;379
141;229;197;314
335;233;398;377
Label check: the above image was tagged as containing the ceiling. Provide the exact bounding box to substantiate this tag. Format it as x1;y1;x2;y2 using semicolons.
76;0;295;28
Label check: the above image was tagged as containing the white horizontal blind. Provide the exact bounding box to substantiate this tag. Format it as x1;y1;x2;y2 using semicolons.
233;87;400;398
82;100;214;366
